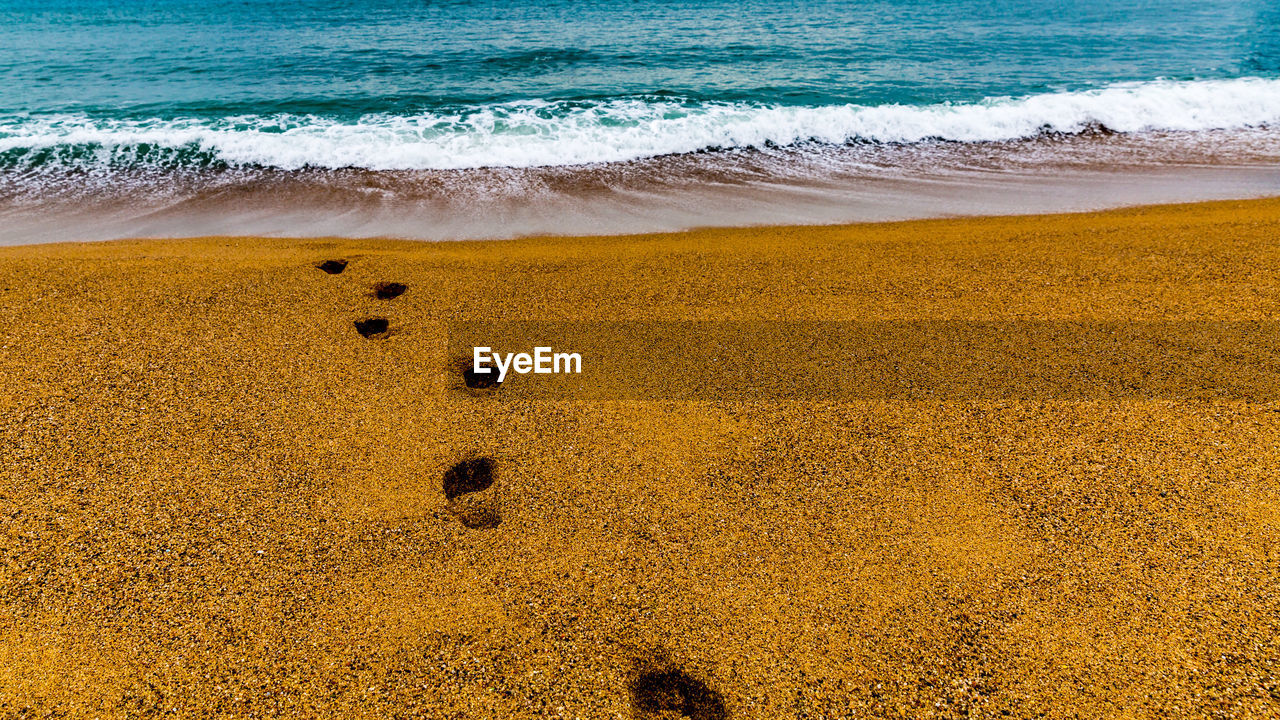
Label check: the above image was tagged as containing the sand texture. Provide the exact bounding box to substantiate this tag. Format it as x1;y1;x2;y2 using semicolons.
2;199;1280;718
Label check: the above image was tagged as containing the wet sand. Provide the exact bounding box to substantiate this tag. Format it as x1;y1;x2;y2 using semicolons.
2;198;1279;718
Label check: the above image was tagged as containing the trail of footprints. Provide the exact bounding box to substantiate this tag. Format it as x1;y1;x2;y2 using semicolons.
315;257;725;719
316;257;501;530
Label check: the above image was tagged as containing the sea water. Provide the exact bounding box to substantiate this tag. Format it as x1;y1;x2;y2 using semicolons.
1;0;1278;242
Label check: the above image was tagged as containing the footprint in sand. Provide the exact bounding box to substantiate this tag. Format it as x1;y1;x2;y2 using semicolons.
631;668;728;720
461;363;500;390
317;259;348;274
372;282;408;300
449;503;501;530
442;458;501;529
452;354;501;390
354;317;390;338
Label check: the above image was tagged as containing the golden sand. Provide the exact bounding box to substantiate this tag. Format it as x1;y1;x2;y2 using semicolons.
2;199;1279;718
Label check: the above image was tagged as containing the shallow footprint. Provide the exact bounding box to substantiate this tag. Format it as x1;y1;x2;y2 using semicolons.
442;457;495;499
631;668;728;720
317;259;348;274
354;317;390;338
449;497;502;529
442;458;501;530
373;282;408;299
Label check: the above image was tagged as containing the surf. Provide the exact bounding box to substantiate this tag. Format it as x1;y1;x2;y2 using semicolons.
2;77;1280;173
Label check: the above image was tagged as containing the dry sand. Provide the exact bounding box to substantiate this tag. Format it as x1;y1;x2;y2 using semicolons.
2;199;1279;718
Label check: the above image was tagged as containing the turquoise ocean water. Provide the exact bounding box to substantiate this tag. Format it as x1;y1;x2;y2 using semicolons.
1;0;1278;241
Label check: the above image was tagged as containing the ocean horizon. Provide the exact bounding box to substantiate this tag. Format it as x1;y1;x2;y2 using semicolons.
1;0;1278;242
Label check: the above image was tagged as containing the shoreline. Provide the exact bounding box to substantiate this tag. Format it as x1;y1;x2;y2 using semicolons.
4;193;1280;251
3;197;1279;717
2;155;1278;246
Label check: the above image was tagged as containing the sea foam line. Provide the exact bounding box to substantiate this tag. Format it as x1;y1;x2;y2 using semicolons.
1;77;1278;170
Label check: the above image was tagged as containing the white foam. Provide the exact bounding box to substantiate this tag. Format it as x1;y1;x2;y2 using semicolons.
3;77;1280;170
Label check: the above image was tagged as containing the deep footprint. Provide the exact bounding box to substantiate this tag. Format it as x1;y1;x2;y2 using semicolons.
462;365;499;389
317;259;348;274
455;356;500;390
353;317;389;338
442;457;495;500
373;282;408;300
631;669;728;720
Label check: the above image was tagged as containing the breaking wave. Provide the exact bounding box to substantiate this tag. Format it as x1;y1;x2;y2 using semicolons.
2;77;1279;172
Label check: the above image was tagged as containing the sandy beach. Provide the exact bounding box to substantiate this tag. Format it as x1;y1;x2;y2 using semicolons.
3;199;1279;718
